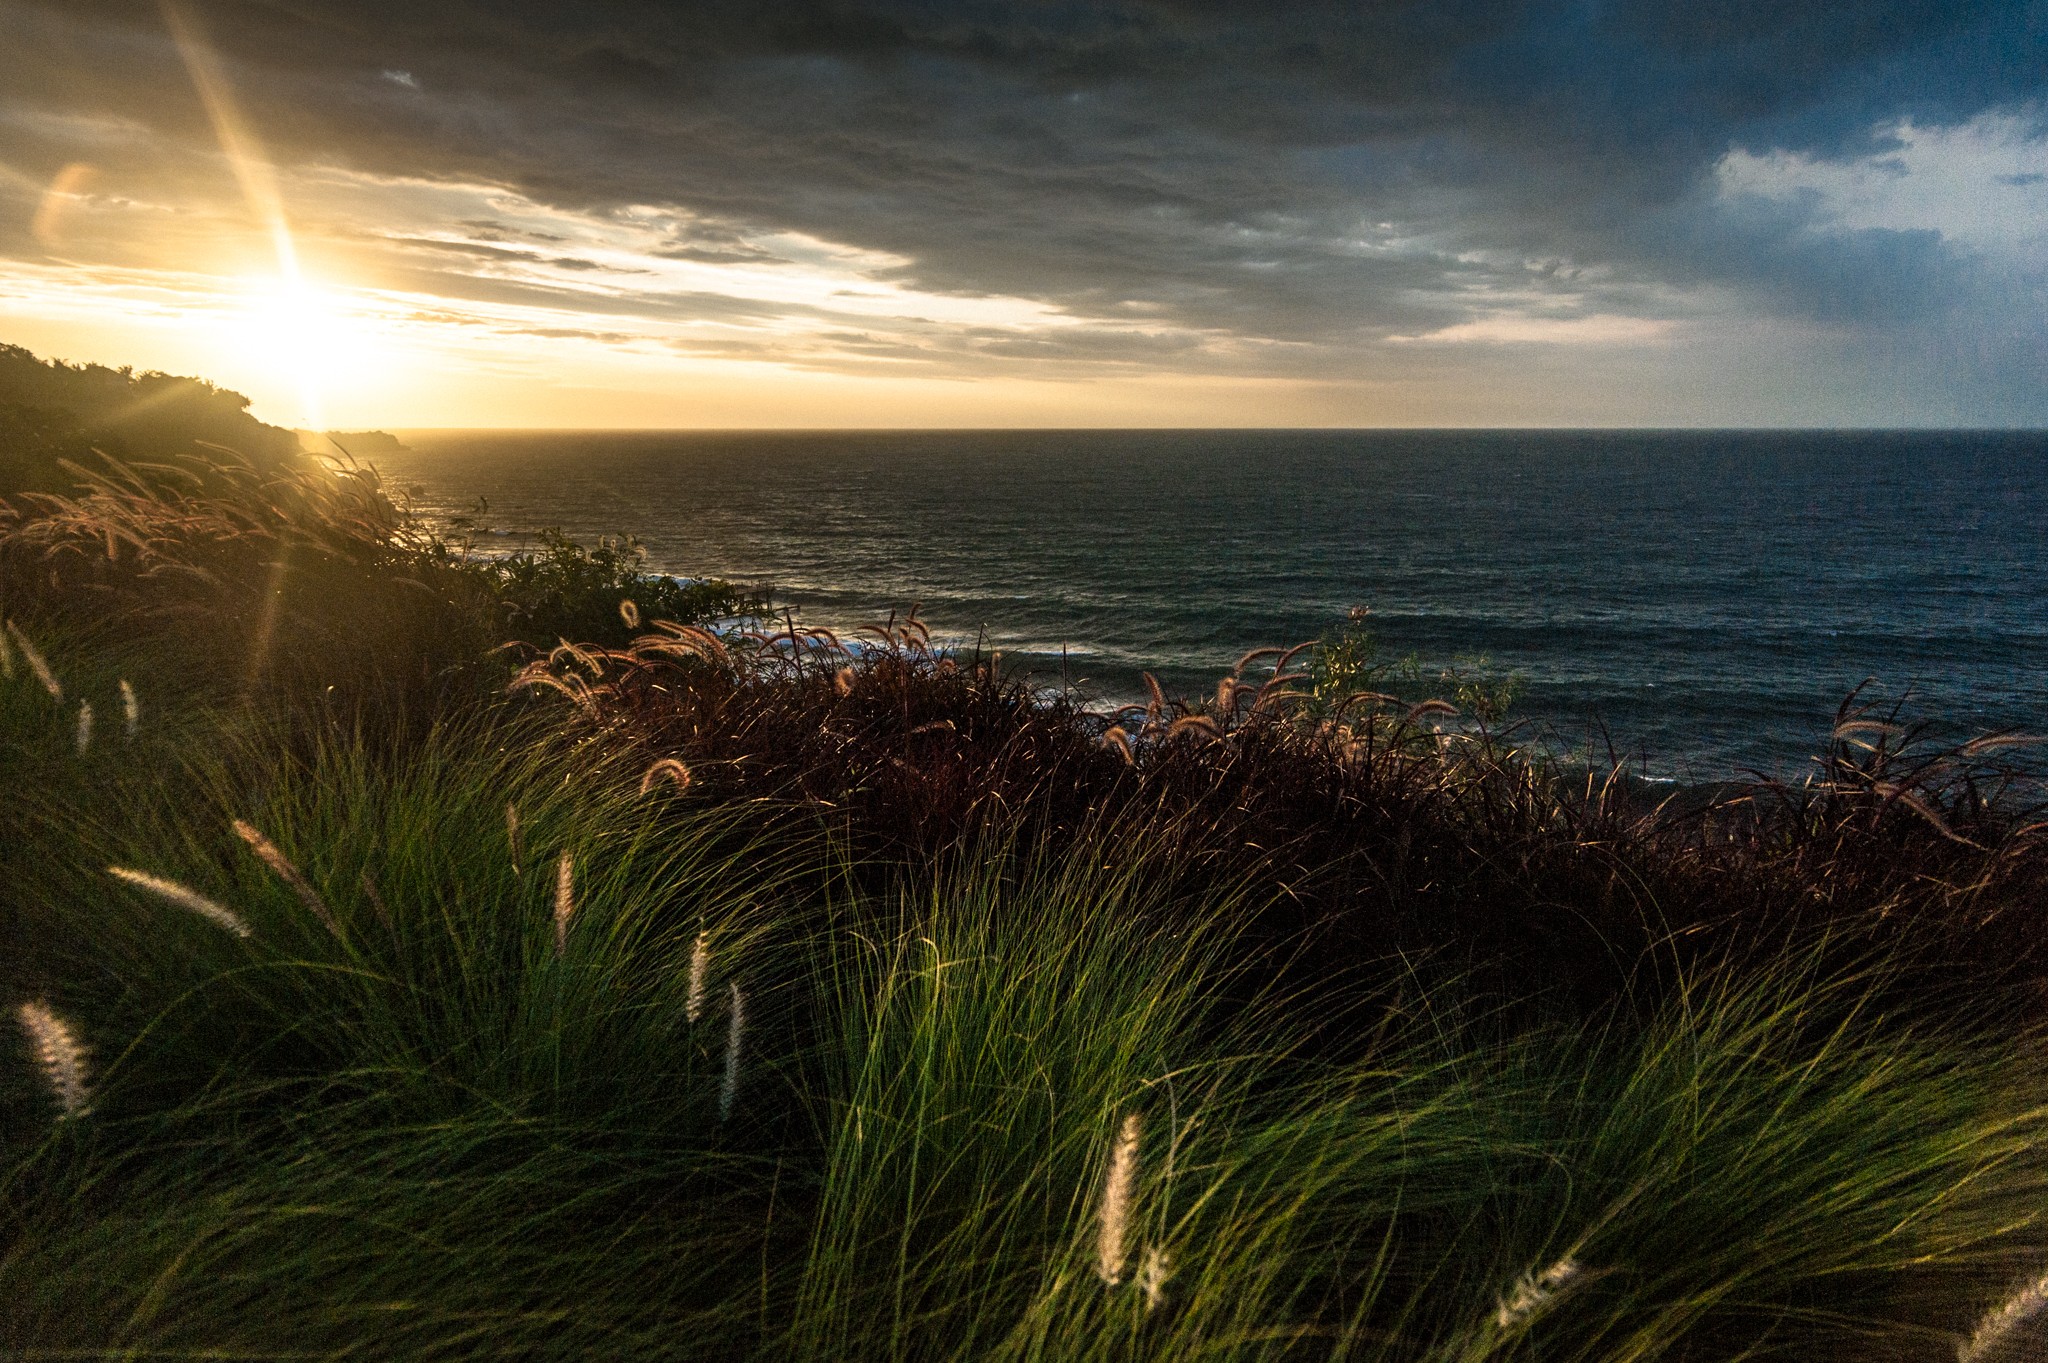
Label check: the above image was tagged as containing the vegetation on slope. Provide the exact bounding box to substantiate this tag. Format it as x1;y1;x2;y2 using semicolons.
0;344;302;495
3;348;2047;1360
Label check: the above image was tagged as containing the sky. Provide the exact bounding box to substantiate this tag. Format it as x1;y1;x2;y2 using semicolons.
0;0;2043;429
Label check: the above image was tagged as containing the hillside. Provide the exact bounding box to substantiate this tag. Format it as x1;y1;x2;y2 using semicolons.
0;343;301;494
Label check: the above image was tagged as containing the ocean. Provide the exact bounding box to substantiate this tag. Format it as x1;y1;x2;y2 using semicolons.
372;429;2048;780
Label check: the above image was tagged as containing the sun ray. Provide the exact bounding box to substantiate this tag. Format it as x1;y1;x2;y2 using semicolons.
160;0;344;427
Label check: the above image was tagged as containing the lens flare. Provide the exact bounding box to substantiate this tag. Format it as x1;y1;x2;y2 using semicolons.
31;162;98;246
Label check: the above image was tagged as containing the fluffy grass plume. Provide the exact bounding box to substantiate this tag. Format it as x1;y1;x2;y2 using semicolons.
554;850;575;957
1138;1245;1171;1313
5;618;61;700
108;866;253;939
1960;1269;2048;1363
506;801;523;875
1495;1256;1585;1330
233;819;340;937
74;699;92;755
118;678;138;737
16;1000;91;1119
719;981;744;1121
686;930;710;1024
639;757;692;794
1097;1110;1142;1286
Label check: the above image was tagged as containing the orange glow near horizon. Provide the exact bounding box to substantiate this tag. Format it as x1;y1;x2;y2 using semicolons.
0;1;1854;432
0;3;1715;432
3;2;2043;429
0;2;1759;430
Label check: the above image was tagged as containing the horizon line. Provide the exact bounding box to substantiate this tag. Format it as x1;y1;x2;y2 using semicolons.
331;424;2048;436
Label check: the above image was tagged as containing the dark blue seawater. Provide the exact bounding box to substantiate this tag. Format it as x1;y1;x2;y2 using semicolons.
376;430;2048;779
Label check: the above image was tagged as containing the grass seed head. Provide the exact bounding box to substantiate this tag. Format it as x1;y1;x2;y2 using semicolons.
119;679;139;737
109;865;253;938
233;819;341;937
640;757;692;794
505;802;523;874
554;850;575;956
686;929;710;1024
1098;725;1134;764
6;619;62;701
1139;1245;1172;1313
17;1000;91;1119
358;869;394;932
720;981;745;1121
619;597;641;629
1960;1269;2048;1363
1495;1256;1584;1331
1097;1111;1143;1287
74;699;93;755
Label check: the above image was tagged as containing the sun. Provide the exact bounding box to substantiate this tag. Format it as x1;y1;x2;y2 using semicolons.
231;275;381;430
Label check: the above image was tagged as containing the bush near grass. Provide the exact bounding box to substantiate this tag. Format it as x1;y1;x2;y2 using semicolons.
433;524;765;651
0;443;757;713
511;613;2048;1018
0;446;497;710
1305;603;1524;725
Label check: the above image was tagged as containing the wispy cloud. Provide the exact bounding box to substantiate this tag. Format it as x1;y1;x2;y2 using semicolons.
0;0;2040;424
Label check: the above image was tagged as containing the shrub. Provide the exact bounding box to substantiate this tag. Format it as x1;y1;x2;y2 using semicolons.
436;525;763;650
1307;604;1524;725
0;445;758;714
508;611;2048;1016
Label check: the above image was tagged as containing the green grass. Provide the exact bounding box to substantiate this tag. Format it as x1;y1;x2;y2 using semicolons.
2;661;2046;1360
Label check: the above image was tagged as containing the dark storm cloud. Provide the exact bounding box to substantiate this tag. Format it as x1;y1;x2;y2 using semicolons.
1;0;2043;403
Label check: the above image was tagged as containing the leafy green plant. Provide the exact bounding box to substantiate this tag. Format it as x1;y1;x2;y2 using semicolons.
1307;605;1523;724
437;525;764;649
